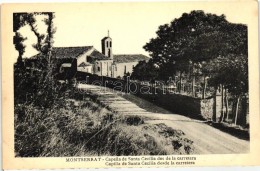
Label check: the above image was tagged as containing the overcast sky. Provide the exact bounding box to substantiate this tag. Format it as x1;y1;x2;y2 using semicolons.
17;2;250;60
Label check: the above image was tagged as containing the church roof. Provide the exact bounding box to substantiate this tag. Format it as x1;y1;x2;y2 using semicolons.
101;37;111;41
89;50;111;60
51;46;93;59
30;47;148;63
113;54;150;63
78;62;92;67
30;46;111;60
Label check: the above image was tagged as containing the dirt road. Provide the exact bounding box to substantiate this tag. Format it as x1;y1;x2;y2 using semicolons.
77;83;249;154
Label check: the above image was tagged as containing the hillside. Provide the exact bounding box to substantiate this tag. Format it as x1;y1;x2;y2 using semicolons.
14;83;194;156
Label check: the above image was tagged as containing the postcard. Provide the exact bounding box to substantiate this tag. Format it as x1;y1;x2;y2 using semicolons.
1;1;260;169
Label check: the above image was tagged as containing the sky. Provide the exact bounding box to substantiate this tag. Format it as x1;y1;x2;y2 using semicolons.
16;2;251;61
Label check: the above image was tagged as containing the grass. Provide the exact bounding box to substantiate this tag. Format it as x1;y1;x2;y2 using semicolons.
14;86;195;157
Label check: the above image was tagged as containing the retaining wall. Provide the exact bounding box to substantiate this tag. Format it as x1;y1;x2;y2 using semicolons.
74;72;215;120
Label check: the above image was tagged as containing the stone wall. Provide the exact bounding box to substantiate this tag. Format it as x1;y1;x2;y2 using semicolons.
74;72;216;120
200;99;214;120
133;85;214;120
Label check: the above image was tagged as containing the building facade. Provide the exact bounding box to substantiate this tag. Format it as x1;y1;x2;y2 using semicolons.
52;34;149;78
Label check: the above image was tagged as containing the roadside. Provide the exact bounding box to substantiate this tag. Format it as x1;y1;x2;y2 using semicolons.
14;83;195;157
121;93;250;141
78;83;249;154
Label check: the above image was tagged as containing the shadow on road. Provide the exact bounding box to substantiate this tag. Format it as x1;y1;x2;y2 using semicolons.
121;93;172;114
120;92;249;141
209;122;250;141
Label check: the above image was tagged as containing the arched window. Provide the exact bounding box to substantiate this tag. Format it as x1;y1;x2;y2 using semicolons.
110;41;112;47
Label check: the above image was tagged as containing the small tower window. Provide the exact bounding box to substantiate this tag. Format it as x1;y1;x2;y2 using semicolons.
108;49;111;58
110;41;112;47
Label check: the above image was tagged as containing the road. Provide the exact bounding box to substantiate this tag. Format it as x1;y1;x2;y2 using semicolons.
77;83;249;154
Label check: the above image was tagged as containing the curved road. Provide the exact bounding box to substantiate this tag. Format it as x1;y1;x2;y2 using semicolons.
78;83;249;154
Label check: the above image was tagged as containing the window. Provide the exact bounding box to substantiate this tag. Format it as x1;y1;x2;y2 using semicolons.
98;67;100;71
124;65;126;74
110;41;112;47
108;49;111;57
86;56;90;62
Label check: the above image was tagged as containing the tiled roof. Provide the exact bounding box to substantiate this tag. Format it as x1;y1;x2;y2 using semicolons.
51;46;93;59
78;62;92;67
30;47;149;63
113;54;150;63
31;46;112;61
90;50;112;60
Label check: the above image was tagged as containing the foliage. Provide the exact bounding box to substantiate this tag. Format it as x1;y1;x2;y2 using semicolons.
139;10;247;97
13;32;27;64
15;86;194;156
13;12;56;56
14;67;69;108
131;60;159;81
142;10;247;82
14;12;57;107
206;55;248;95
144;10;247;63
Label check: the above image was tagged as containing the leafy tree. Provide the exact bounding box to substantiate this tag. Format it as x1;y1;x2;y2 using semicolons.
13;12;57;108
207;55;248;96
13;12;56;66
13;13;28;66
143;10;248;125
206;54;248;124
131;60;159;81
13;32;27;66
145;11;225;63
143;10;247;81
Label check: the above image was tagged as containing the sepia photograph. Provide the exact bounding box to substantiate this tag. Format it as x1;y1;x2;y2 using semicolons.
2;1;260;169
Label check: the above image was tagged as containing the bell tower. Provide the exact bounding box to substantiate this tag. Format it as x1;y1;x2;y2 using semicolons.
101;30;113;59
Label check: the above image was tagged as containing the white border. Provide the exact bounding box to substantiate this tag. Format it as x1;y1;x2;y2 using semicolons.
1;0;259;171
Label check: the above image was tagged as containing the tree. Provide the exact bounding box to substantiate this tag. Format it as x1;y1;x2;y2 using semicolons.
143;10;248;125
131;60;159;81
13;13;28;66
207;54;248;124
13;12;57;108
144;11;227;62
13;12;56;67
143;10;247;81
13;32;27;66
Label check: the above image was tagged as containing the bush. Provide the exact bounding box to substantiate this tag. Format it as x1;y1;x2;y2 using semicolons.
15;98;195;156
